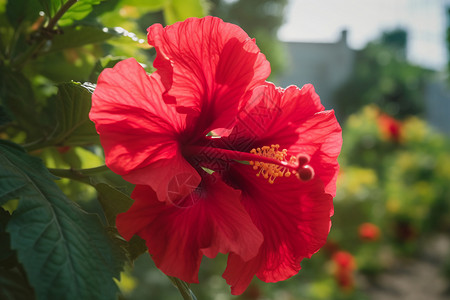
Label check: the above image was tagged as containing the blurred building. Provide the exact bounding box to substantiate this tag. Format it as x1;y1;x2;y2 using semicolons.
425;76;450;135
276;30;450;135
275;30;355;109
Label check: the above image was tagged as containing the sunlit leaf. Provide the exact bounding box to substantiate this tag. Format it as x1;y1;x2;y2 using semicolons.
47;25;116;52
59;0;102;26
163;0;207;24
0;140;124;300
89;55;126;83
122;0;166;11
39;0;102;26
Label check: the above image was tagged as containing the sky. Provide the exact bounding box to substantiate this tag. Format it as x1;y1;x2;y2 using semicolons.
278;0;450;70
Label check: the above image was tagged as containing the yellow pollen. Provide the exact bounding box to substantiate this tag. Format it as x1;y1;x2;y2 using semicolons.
249;144;297;184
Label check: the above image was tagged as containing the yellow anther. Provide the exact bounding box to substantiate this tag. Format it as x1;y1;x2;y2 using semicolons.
249;144;296;184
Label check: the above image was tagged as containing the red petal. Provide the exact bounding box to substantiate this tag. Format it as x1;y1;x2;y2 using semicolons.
116;177;263;283
147;16;270;133
230;83;342;196
122;155;201;204
90;58;200;198
222;165;333;294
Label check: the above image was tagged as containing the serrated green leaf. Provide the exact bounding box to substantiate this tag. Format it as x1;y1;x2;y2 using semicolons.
94;182;133;226
42;82;99;147
0;140;124;300
163;0;207;24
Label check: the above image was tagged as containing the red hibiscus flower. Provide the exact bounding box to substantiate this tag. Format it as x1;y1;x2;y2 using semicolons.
377;113;402;143
358;222;381;242
89;16;342;295
332;251;356;291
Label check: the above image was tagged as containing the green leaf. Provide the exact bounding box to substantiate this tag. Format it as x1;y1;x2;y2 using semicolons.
0;207;16;267
163;0;208;24
59;0;102;26
0;267;35;300
94;183;133;226
41;82;99;148
121;0;166;11
39;0;102;26
0;140;124;300
0;66;40;136
89;55;126;83
47;25;116;53
6;0;42;28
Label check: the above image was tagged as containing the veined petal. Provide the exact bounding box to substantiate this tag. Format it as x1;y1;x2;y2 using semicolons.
122;154;201;204
147;16;270;133
228;83;342;195
223;165;333;294
116;176;263;283
90;58;199;194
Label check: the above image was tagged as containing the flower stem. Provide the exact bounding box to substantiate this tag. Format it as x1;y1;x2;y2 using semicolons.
11;0;78;69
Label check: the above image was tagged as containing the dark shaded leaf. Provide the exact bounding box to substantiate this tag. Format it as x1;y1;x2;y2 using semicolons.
0;140;124;300
0;66;40;136
0;267;35;300
94;182;133;226
43;82;99;147
6;0;42;28
0;207;16;268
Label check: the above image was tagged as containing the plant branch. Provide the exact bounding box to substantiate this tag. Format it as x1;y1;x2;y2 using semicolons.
11;0;78;69
48;165;110;184
46;0;78;30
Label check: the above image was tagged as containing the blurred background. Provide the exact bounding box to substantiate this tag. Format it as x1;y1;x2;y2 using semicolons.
2;0;449;299
121;0;450;299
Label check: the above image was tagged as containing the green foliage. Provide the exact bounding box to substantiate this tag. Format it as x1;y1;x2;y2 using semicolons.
209;0;288;77
163;0;208;24
40;82;99;148
334;30;432;119
6;0;42;28
0;140;124;300
0;0;208;298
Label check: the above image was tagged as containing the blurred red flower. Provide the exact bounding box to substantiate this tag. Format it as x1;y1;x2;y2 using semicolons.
358;222;381;242
90;17;342;295
377;113;402;143
332;251;356;291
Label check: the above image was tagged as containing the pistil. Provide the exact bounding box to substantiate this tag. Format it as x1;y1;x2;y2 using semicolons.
184;144;315;183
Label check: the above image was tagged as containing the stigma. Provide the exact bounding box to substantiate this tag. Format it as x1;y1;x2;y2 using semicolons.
249;144;315;183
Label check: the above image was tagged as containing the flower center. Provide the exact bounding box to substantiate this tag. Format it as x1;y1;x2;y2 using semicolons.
184;143;315;184
249;144;314;184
